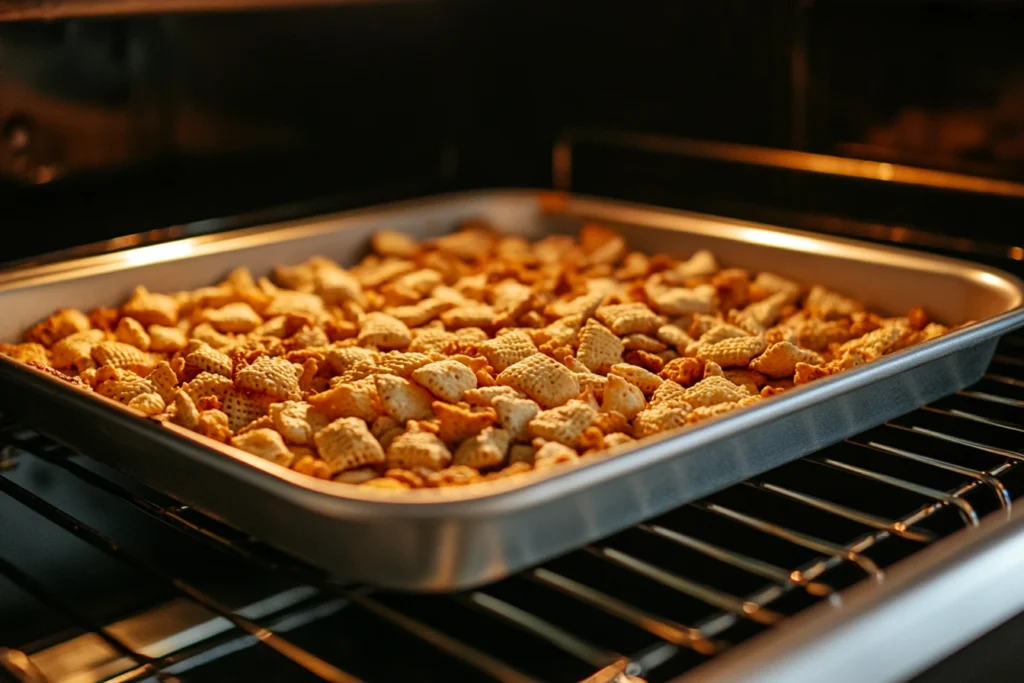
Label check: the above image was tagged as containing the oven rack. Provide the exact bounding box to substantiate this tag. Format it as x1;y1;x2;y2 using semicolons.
1;330;1021;683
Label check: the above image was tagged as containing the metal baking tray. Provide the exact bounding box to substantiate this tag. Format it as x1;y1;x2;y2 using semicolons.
0;189;1021;591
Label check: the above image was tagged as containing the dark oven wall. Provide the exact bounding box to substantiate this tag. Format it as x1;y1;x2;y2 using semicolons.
1;0;1023;261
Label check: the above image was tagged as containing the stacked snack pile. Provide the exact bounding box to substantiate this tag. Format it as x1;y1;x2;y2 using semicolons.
1;222;956;491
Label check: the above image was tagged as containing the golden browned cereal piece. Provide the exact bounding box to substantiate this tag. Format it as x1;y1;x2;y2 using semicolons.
480;330;538;373
683;375;751;408
127;392;165;416
385;468;427;489
375;374;435;423
907;306;930;331
236;414;273;434
91;341;155;373
196;409;233;442
696;334;768;368
434;401;497;445
633;400;692;439
440;303;497;330
315;416;385;473
601;373;646;420
621;334;667;353
575;318;624;373
579;223;627;265
533;441;580;468
749;341;823;379
183;371;234;405
426;465;482;487
699;323;749;345
453;426;512;469
0;342;49;367
307;376;381;422
26;308;92;347
722;368;768;394
622;350;665;374
230;428;294;467
656;324;694;351
385;298;452;327
805;285;864;320
703;361;724;378
609;363;663;395
172;389;200;429
464;385;525;407
219;388;272;432
496;353;580;409
665;249;717;282
412;359;478;403
269;401;329;445
527;400;597;447
357;312;412;350
595;302;661;336
604;432;636;449
51;329;105;372
493;396;541;442
750;272;801;304
387;429;452;471
837;324;903;358
651;285;716;316
235;356;302;401
660;357;705;387
115;317;151;351
203;302;263;334
146;361;179;402
362;477;409;490
372;230;421;259
184;343;233;379
122;286;180;327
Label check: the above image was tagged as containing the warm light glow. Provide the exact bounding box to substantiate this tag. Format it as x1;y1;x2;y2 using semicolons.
729;226;831;254
1010;247;1024;261
119;240;197;267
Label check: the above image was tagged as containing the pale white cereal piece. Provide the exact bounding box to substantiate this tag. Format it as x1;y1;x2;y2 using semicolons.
440;303;497;329
185;343;233;378
732;292;788;332
92;341;155;373
204;302;263;334
576;319;624;373
595;302;661;336
749;341;824;379
533;441;579;468
269;400;329;445
479;330;537;373
601;374;646;420
493;396;541;442
652;285;716;316
128;392;165;416
172;389;199;429
656;324;694;350
220;388;272;432
183;371;233;404
122;286;180;326
547;292;605;320
496;353;581;409
650;379;687;404
621;334;667;352
51;329;105;372
665;250;718;282
564;357;609;400
314;417;385;473
490;279;533;318
385;298;451;327
146;361;180;402
806;285;864;320
683;375;751;408
509;443;537;465
371;415;401;438
464;385;525;407
696;335;768;368
148;325;187;353
372;230;420;259
357;312;412;350
308;376;381;422
375;374;435;423
231;428;293;467
752;272;801;304
386;430;452;471
528;400;597;446
235;356;303;401
453;427;511;469
609;363;663;395
603;432;636;449
700;324;748;344
412;360;478;403
633;400;692;439
115;317;151;351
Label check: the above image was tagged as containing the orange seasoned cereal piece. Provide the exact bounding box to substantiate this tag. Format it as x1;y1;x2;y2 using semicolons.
372;230;421;259
307;376;380;422
183;371;233;405
440;303;497;330
837;324;903;358
496;353;580;409
632;400;692;439
375;373;435;422
609;363;663;395
387;429;452;471
189;323;234;350
115;317;151;351
51;329;105;372
172;389;200;429
369;351;433;379
533;441;579;468
146;361;180;402
623;350;665;374
384;468;427;489
385;298;452;327
750;272;801;304
184;343;233;379
576;319;623;373
703;361;724;378
354;257;416;288
493;396;541;442
356;312;412;350
760;382;792;398
547;292;605;321
324;345;378;375
907;306;930;332
722;368;768;394
601;374;646;421
795;317;853;351
621;334;666;353
595;302;661;336
314;265;365;307
699;323;749;345
805;285;864;320
656;324;694;351
26;308;92;347
269;400;329;445
579;223;627;265
0;342;49;367
92;341;155;374
527;399;597;447
696;334;767;368
264;290;326;319
603;432;636;449
219;388;271;432
453;427;512;469
230;428;294;467
660;357;705;387
591;410;629;435
749;341;823;379
314;416;385;473
235;356;302;401
731;292;787;333
203;302;263;334
412;360;478;403
480;330;538;373
196;409;232;442
426;465;482;487
650;379;687;405
464;385;525;407
686;401;745;425
683;375;750;408
127;392;165;416
434;401;497;445
122;286;180;326
652;285;716;316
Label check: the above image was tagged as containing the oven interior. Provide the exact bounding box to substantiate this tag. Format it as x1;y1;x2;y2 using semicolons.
2;2;1024;682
